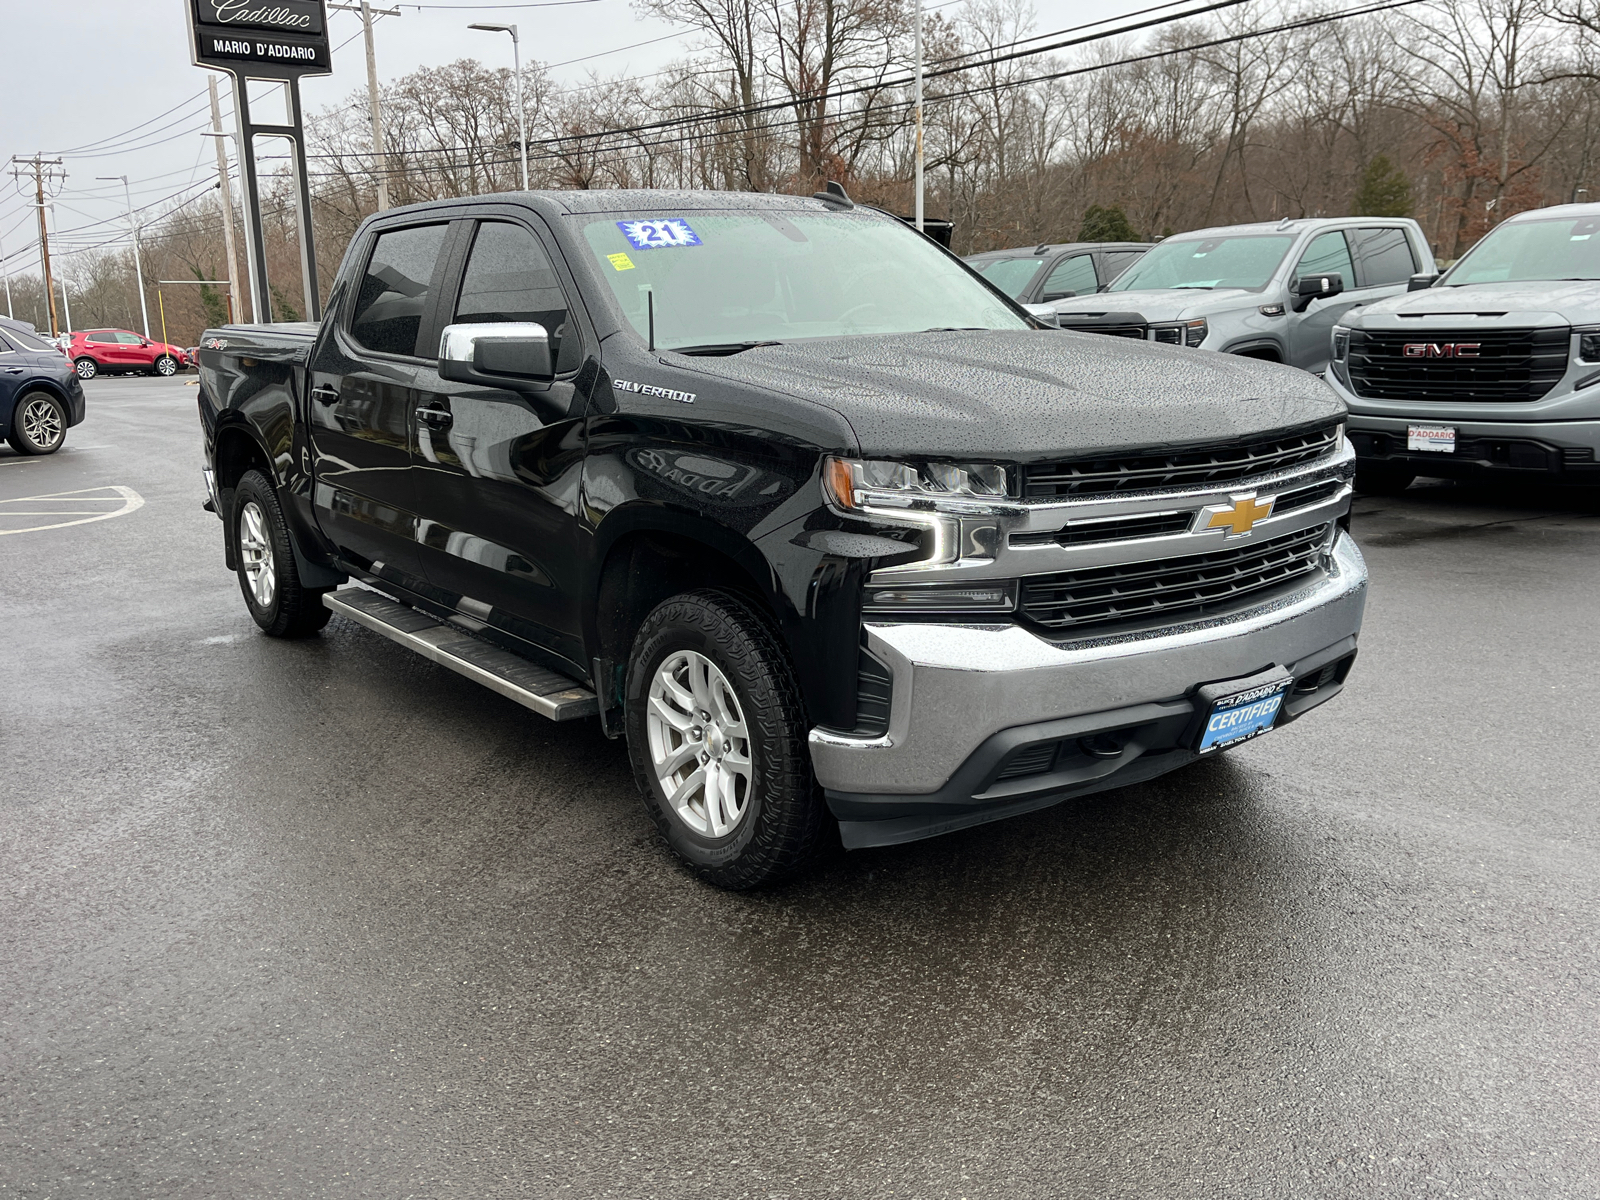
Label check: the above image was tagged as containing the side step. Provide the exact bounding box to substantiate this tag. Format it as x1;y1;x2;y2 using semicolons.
323;588;599;721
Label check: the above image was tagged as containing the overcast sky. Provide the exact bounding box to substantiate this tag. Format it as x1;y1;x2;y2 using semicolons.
1;0;1137;285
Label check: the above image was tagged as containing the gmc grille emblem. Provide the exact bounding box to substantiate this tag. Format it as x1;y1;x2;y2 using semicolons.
1403;342;1481;358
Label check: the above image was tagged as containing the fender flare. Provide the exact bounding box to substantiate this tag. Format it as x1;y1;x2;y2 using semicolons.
1222;336;1286;361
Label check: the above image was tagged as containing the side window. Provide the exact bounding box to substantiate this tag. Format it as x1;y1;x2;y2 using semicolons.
1039;254;1099;300
1348;227;1417;288
1296;232;1355;287
89;332;117;344
118;332;144;345
349;223;450;357
452;221;580;373
0;332;15;354
1101;250;1144;283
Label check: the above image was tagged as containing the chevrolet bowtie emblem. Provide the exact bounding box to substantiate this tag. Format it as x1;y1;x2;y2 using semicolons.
1202;493;1275;538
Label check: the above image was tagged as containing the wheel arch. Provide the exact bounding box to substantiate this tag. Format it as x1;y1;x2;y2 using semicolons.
1223;337;1286;362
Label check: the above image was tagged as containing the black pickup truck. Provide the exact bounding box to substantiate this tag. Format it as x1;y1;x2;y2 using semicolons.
196;187;1368;888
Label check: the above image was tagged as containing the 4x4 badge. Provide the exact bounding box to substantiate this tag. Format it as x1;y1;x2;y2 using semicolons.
1201;492;1275;538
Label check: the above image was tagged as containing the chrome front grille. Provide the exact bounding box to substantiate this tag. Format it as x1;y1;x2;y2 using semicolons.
1022;422;1341;499
1018;523;1332;633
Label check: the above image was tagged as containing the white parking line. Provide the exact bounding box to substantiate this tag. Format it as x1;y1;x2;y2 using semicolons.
0;486;145;536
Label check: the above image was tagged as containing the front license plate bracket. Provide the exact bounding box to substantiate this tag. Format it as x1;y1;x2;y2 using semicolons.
1191;665;1296;754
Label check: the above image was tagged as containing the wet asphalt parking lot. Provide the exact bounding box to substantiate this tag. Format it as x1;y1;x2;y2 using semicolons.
2;374;1598;1199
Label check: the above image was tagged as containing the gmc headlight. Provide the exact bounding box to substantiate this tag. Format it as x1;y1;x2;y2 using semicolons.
1579;329;1600;362
1152;318;1208;348
1332;326;1351;360
823;457;1011;515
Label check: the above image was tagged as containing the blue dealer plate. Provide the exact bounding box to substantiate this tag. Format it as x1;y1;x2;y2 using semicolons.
1197;679;1291;753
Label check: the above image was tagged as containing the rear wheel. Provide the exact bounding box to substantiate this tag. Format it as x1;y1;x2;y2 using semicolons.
625;589;826;890
7;393;68;455
74;357;97;380
230;469;332;637
1354;465;1415;496
154;356;178;377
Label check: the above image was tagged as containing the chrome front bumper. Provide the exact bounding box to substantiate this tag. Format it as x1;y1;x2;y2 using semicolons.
810;530;1368;846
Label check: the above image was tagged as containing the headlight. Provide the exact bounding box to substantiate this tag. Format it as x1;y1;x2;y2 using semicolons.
1151;318;1208;348
823;457;1011;515
1332;326;1351;360
1579;329;1600;362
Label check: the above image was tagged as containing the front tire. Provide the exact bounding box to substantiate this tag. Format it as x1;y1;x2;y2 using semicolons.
230;469;332;637
74;357;97;380
1354;466;1416;496
625;590;826;890
7;393;67;455
154;356;178;377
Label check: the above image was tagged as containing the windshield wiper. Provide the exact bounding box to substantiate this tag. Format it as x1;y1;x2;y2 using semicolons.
671;340;783;356
920;326;986;333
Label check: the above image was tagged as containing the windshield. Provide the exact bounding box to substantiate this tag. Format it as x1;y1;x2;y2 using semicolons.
579;210;1026;350
1445;215;1600;284
973;256;1047;298
1108;234;1294;292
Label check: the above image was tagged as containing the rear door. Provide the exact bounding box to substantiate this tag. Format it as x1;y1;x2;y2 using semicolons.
409;215;591;669
306;219;457;589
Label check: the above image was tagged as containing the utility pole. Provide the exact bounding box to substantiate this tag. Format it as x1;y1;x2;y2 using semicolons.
205;75;245;323
96;174;150;337
9;155;65;337
333;2;401;212
914;0;924;232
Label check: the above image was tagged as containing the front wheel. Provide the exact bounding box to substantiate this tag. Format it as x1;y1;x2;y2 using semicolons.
154;356;178;377
230;469;332;637
625;590;826;890
1354;466;1416;496
7;393;68;455
74;357;97;380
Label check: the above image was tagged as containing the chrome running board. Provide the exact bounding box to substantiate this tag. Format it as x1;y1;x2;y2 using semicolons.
323;588;599;721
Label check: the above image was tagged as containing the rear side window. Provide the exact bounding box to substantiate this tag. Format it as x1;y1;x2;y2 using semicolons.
1349;227;1417;287
350;223;450;357
1040;254;1098;300
1297;231;1355;285
3;326;53;352
452;221;580;373
90;332;118;343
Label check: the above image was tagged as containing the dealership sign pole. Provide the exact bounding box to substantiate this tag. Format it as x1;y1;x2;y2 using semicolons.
187;0;332;324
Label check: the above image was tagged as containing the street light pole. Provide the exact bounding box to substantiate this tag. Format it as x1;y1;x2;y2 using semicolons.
49;204;73;335
470;22;528;191
0;232;13;319
98;174;150;338
914;0;924;232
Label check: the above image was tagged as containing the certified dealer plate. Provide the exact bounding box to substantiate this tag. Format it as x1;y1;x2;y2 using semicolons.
1407;424;1456;452
1196;677;1292;754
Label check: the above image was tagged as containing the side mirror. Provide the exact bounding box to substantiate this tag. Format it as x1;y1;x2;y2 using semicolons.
1022;303;1060;328
438;322;554;387
1408;273;1440;291
1040;290;1078;301
1291;272;1343;312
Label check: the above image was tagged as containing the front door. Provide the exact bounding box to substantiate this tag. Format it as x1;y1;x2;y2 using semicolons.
1287;231;1363;373
306;220;455;590
410;217;590;670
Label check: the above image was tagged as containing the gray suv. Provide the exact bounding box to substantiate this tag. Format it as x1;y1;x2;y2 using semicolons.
1048;217;1437;375
965;241;1150;304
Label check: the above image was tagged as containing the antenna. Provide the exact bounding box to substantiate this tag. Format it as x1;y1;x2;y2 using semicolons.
647;290;655;352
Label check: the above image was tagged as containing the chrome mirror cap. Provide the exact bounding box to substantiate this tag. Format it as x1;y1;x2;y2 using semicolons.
1022;303;1060;328
438;321;553;385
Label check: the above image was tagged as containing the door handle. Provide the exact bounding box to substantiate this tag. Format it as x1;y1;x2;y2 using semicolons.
2;367;23;375
415;406;452;429
311;384;341;406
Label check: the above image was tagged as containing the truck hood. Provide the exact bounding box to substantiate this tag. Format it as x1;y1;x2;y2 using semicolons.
672;329;1341;460
1053;287;1258;325
1344;279;1600;327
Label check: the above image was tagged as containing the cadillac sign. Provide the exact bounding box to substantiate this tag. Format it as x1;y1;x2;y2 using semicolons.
189;0;331;75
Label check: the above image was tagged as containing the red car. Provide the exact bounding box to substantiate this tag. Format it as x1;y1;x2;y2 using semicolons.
69;330;191;379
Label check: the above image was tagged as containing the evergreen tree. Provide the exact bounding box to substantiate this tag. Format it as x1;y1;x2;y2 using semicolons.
1078;204;1139;242
1353;156;1413;217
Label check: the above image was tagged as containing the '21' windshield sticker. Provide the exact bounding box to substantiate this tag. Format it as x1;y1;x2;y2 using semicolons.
618;219;702;250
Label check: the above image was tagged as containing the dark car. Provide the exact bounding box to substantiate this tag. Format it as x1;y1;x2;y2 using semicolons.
964;241;1150;304
0;318;86;455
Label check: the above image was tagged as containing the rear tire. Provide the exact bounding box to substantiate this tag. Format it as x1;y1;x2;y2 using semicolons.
625;589;826;890
6;392;68;455
154;356;178;377
74;357;97;380
230;469;332;638
1354;466;1415;496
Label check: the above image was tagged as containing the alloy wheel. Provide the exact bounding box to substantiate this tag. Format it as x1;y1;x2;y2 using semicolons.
646;650;753;838
156;357;177;377
19;398;63;451
238;500;276;609
75;359;97;380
